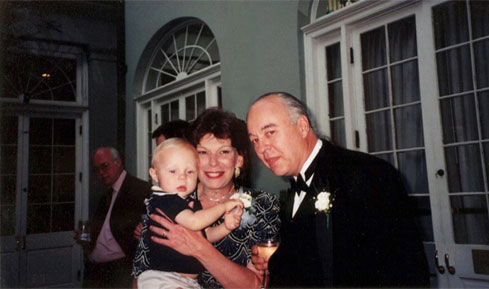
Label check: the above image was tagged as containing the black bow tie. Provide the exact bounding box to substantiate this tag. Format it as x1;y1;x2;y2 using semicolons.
291;174;309;193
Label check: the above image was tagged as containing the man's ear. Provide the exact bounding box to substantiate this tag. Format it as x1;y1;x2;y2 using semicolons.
149;167;158;184
297;114;311;138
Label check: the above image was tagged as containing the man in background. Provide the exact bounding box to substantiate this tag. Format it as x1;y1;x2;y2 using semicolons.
79;147;151;288
152;119;190;145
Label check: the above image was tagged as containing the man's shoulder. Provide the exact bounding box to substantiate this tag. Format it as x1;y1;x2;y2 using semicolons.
122;173;152;192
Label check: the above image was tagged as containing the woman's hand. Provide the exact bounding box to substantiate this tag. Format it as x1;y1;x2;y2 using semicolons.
149;208;207;257
133;222;143;240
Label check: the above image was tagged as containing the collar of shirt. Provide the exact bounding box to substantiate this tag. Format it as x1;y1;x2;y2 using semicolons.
293;139;323;186
111;170;126;194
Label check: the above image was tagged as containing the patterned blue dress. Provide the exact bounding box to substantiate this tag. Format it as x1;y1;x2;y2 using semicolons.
190;187;280;288
132;186;280;288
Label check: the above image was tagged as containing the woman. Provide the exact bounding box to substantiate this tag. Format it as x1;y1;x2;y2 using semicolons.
140;108;280;288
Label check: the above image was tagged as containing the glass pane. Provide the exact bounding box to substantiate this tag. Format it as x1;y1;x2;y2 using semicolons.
53;147;75;173
391;60;420;105
53;119;75;145
364;69;389;111
29;146;52;174
186;95;195;120
1;145;17;174
161;104;169;124
361;27;386;71
30;118;53;145
480;91;489;140
326;43;341;80
450;195;489;244
0;205;15;236
0;115;18;145
328;81;344;117
474;38;489;89
27;204;51;234
53;175;75;202
410;196;434;242
366;111;392;152
330;119;346;148
470;0;489;39
170;100;179;121
197;91;206;116
394;104;424;149
388;16;417;62
436;45;473;96
484;143;489;185
440;94;478;143
445;144;484;192
398;150;429;195
374;153;394;167
0;176;16;205
52;203;74;232
28;175;51;204
432;1;469;49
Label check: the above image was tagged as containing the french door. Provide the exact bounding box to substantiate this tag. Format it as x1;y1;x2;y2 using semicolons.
305;0;489;287
0;112;83;288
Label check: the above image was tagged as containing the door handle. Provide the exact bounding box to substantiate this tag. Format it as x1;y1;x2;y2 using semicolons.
434;250;445;274
444;253;455;275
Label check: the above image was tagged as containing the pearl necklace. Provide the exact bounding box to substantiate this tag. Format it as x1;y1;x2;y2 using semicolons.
201;185;235;203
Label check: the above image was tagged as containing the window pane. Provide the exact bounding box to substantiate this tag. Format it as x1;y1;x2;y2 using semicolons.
29;147;52;174
161;104;169;124
480;91;489;140
374;153;394;167
52;203;74;232
0;146;17;175
440;94;479;143
366;111;392;152
388;16;417;62
474;38;489;89
364;69;389;111
445;144;484;192
410;196;434;242
330;119;346;148
361;27;386;70
433;1;469;49
391;60;420;105
0;116;18;145
53;119;75;145
450;195;489;244
28;175;51;204
394;104;424;149
398;150;429;195
326;43;341;80
0;176;16;205
328;81;344;117
470;0;489;40
27;204;51;234
0;205;15;236
186;95;195;120
197;91;206;117
170;100;179;120
436;45;473;96
53;175;75;202
30;118;53;145
484;143;489;185
53;147;75;174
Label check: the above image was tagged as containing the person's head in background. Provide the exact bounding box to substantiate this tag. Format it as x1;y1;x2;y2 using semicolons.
152;120;190;145
92;147;124;187
149;138;198;198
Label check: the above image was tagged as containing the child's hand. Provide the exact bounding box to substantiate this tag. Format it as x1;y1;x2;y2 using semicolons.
224;199;243;212
224;206;243;231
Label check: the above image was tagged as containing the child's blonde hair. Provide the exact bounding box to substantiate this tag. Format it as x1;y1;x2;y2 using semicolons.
151;138;197;167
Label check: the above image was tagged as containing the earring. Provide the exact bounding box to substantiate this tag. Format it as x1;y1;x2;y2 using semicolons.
234;167;240;178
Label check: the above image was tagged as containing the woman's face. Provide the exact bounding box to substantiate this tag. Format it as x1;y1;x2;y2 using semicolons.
197;133;243;192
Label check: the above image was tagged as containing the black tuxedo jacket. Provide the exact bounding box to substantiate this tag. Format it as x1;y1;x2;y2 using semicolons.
269;141;429;288
90;173;152;263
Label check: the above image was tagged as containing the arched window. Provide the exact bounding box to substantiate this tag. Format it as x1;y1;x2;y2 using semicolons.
143;19;220;92
135;18;221;180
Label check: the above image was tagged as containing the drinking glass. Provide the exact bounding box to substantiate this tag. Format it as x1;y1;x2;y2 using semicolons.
79;220;91;242
257;227;280;288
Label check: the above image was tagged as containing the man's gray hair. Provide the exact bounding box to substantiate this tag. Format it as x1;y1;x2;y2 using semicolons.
108;147;120;162
252;92;315;129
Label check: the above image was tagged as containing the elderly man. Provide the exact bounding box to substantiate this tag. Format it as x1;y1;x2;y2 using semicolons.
247;92;429;288
82;147;151;288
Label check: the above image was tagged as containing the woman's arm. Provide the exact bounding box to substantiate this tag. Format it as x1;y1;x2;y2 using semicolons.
150;209;262;288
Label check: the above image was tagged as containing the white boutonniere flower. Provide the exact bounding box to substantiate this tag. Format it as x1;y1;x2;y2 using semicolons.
230;191;256;228
314;191;332;214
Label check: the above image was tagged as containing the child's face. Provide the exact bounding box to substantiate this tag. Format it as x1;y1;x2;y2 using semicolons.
149;145;198;198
